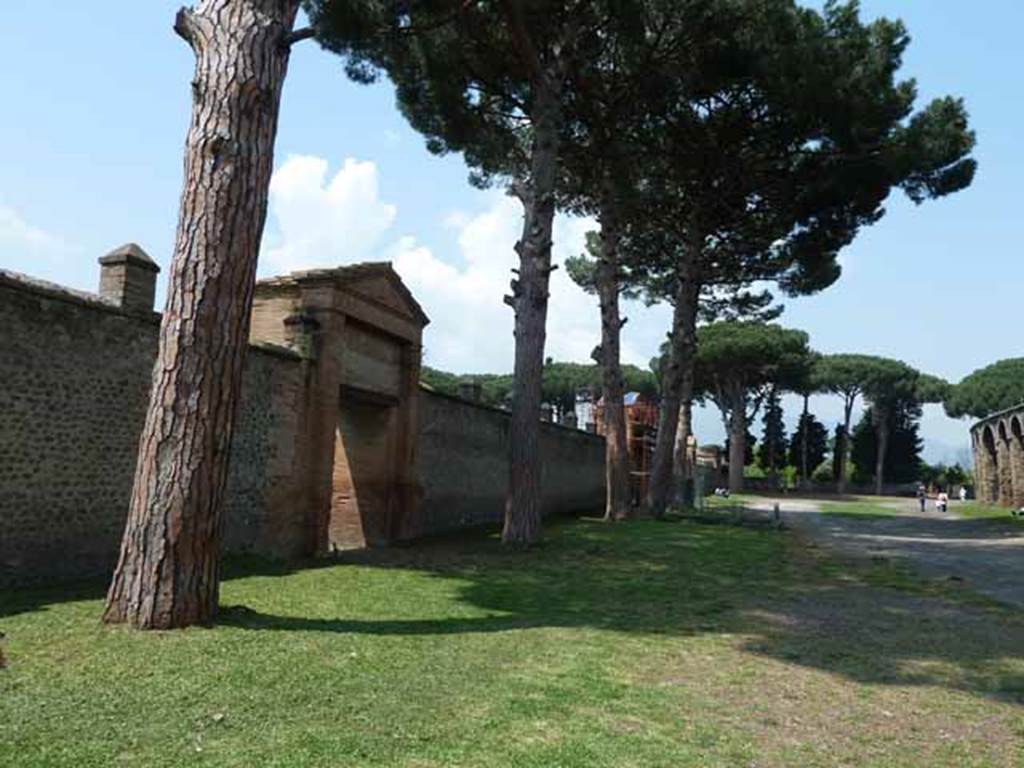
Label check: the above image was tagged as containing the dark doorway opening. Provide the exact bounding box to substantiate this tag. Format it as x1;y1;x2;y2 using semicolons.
329;387;399;551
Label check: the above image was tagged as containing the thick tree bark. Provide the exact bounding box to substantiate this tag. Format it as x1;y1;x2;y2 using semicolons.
104;0;300;629
873;407;890;496
800;393;810;487
672;398;694;506
837;395;855;494
762;386;778;480
503;74;562;547
728;400;748;493
594;194;630;522
646;268;699;518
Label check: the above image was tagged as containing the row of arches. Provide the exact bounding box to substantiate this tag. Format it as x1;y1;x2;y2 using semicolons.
973;409;1024;508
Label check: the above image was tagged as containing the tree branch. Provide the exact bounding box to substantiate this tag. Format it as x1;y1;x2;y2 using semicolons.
284;27;316;48
173;6;198;48
509;178;531;204
496;0;544;83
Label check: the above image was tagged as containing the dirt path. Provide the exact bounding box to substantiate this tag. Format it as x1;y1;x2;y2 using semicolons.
750;498;1024;608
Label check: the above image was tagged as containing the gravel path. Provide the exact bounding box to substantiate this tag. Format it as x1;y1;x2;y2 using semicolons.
750;498;1024;608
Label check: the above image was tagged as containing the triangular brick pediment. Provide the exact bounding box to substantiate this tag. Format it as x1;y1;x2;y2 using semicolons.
336;265;429;328
256;262;429;328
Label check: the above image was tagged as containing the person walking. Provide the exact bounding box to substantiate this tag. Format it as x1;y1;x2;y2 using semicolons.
937;490;950;514
917;484;927;513
959;485;968;503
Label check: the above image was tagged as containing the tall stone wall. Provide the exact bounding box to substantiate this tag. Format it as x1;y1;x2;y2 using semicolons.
1;265;608;588
0;273;160;586
415;389;606;536
0;272;310;587
221;346;311;559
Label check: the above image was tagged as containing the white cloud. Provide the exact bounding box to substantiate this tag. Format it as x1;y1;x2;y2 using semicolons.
0;205;74;258
261;154;673;374
393;193;670;373
260;155;397;275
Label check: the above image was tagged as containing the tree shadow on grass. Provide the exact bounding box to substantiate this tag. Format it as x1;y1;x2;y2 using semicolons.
216;518;1024;706
219;519;767;638
6;516;1024;706
0;578;109;621
0;549;349;621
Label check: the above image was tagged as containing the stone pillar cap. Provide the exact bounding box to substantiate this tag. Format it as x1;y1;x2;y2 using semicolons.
98;243;160;272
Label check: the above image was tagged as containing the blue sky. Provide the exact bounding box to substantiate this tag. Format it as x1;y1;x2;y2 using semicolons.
1;1;1020;464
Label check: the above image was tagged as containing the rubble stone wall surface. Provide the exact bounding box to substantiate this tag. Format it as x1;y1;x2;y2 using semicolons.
415;389;606;536
0;273;308;586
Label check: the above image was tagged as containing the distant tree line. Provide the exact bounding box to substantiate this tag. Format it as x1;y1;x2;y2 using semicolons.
421;360;657;420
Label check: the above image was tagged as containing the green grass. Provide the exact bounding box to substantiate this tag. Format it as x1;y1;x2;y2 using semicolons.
4;519;1024;767
817;499;902;518
956;502;1021;521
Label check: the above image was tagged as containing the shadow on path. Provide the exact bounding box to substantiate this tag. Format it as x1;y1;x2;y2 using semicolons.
774;499;1024;608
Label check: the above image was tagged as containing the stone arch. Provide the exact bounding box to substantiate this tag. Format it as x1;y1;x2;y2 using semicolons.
1011;416;1024;507
996;421;1015;506
978;424;1000;505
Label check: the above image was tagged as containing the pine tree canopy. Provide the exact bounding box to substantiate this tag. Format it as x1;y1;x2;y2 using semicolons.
944;359;1024;420
694;322;813;418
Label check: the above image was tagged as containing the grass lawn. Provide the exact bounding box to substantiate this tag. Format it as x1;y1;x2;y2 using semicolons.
4;519;1024;767
957;502;1021;521
817;498;904;519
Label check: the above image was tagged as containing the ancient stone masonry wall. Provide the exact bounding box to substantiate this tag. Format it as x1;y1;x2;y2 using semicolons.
0;272;309;587
414;388;606;536
2;261;607;587
971;405;1024;508
0;273;159;586
220;344;310;560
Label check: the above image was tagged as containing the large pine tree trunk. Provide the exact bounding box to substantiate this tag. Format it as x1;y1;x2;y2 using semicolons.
646;270;699;518
837;398;854;494
103;0;300;629
727;398;747;493
503;75;562;547
874;408;890;496
763;387;778;479
595;194;630;521
800;393;810;487
672;398;694;506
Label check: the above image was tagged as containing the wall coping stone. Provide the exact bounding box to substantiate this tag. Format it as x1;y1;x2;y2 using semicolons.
419;384;606;444
0;269;161;324
0;270;313;364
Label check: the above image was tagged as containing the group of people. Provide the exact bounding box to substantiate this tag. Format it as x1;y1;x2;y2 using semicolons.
917;484;968;514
